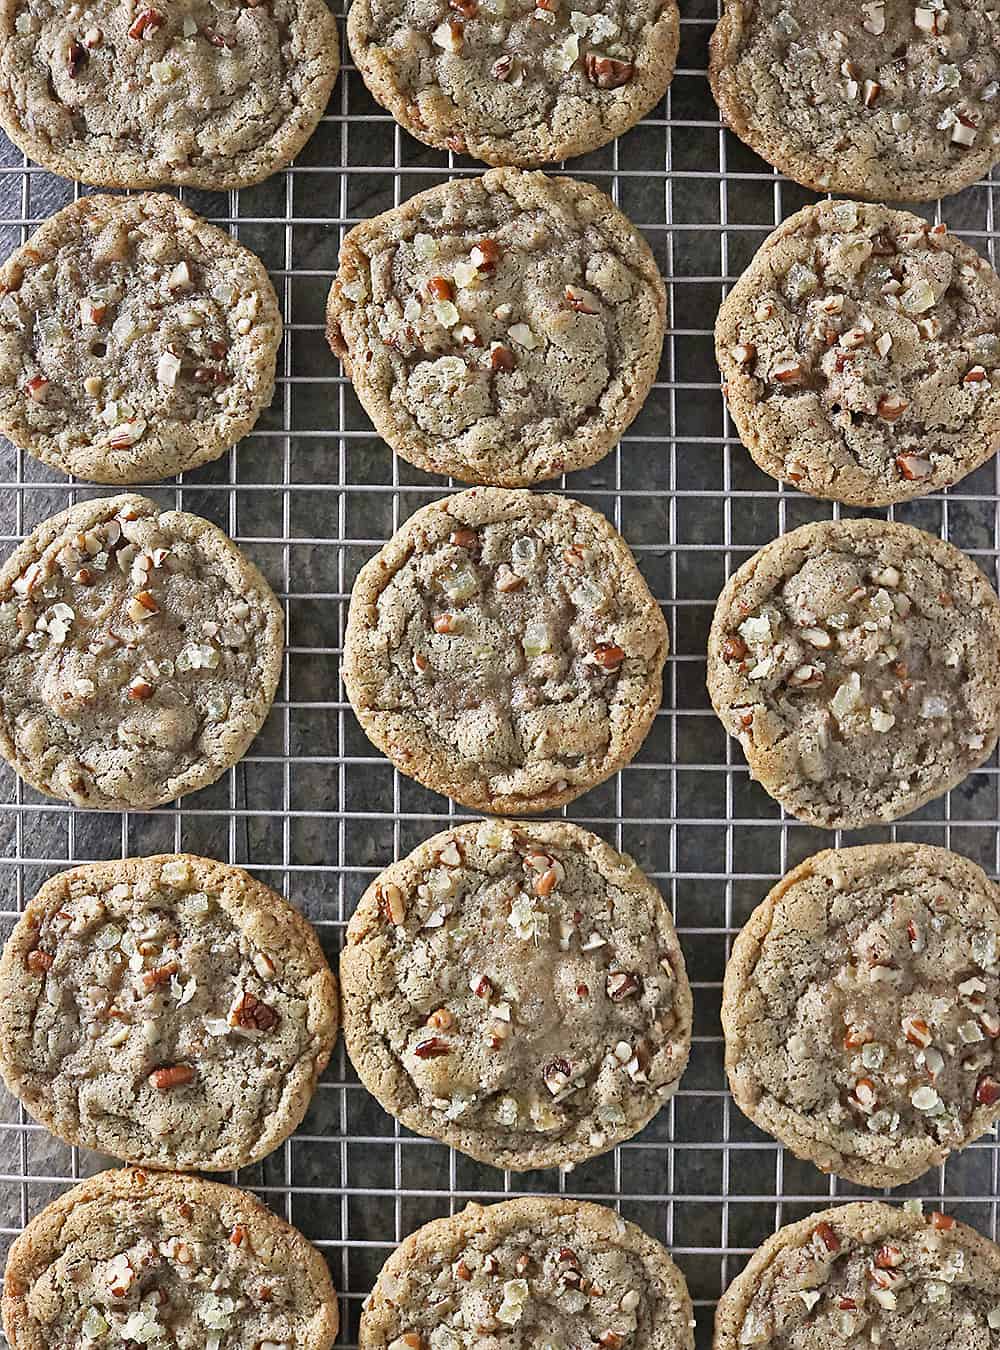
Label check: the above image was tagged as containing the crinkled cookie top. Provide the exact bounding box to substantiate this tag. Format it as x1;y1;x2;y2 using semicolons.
0;0;340;188
0;493;283;811
360;1197;694;1350
717;200;1000;506
343;487;668;814
708;518;1000;829
347;0;678;165
0;853;338;1171
327;168;666;485
1;1168;338;1350
715;1201;1000;1350
724;844;1000;1188
343;818;691;1170
710;0;1000;201
0;193;282;483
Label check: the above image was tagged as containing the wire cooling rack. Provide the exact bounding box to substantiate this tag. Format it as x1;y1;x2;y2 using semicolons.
3;2;1000;1347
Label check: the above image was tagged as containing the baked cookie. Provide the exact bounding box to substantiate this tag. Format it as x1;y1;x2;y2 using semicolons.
361;1197;694;1350
2;1168;338;1350
0;194;282;484
0;0;340;190
327;168;666;486
714;1200;1000;1349
343;487;668;814
724;843;1000;1189
347;0;679;166
0;853;338;1172
717;200;1000;507
342;818;691;1170
0;493;283;811
707;518;1000;829
709;0;1000;202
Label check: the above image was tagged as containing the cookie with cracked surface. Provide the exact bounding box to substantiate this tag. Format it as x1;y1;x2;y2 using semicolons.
327;168;666;486
342;818;690;1170
343;487;668;814
0;194;282;484
714;1200;1000;1348
723;843;1000;1189
347;0;678;167
0;0;340;190
709;0;1000;202
0;492;283;811
707;518;1000;830
716;200;1000;507
361;1196;694;1350
1;1167;339;1349
0;853;338;1172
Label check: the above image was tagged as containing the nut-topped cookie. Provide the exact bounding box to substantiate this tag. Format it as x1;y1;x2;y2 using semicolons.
361;1197;694;1350
343;487;668;814
0;854;338;1172
717;201;1000;506
0;194;282;483
342;819;691;1170
347;0;679;166
0;493;283;811
714;1201;1000;1349
0;0;340;190
707;519;1000;830
723;844;1000;1188
327;168;666;486
709;0;1000;202
2;1168;339;1350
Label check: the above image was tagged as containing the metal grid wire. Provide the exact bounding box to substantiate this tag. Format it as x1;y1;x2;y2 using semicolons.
3;2;1000;1346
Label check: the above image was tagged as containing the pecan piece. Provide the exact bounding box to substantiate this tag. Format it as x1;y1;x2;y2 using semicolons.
26;949;53;974
975;1073;1000;1106
814;1220;840;1251
66;41;87;77
584;53;633;88
606;970;641;1001
591;642;625;671
414;1036;451;1058
149;1065;195;1090
229;990;280;1031
128;8;166;38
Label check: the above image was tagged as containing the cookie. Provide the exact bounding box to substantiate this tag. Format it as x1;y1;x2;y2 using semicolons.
0;194;282;484
723;843;1000;1189
709;0;1000;202
716;200;1000;507
1;1167;339;1350
360;1196;695;1350
343;487;668;814
707;518;1000;830
327;167;666;486
0;853;338;1172
714;1200;1000;1349
0;0;340;190
347;0;678;167
0;493;283;811
342;818;690;1170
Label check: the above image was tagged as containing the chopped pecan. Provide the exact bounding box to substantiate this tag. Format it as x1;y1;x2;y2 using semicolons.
606;970;641;1002
229;990;280;1031
26;949;53;974
584;53;633;88
414;1036;451;1058
142;960;179;990
66;41;87;77
128;8;165;38
148;1065;195;1090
